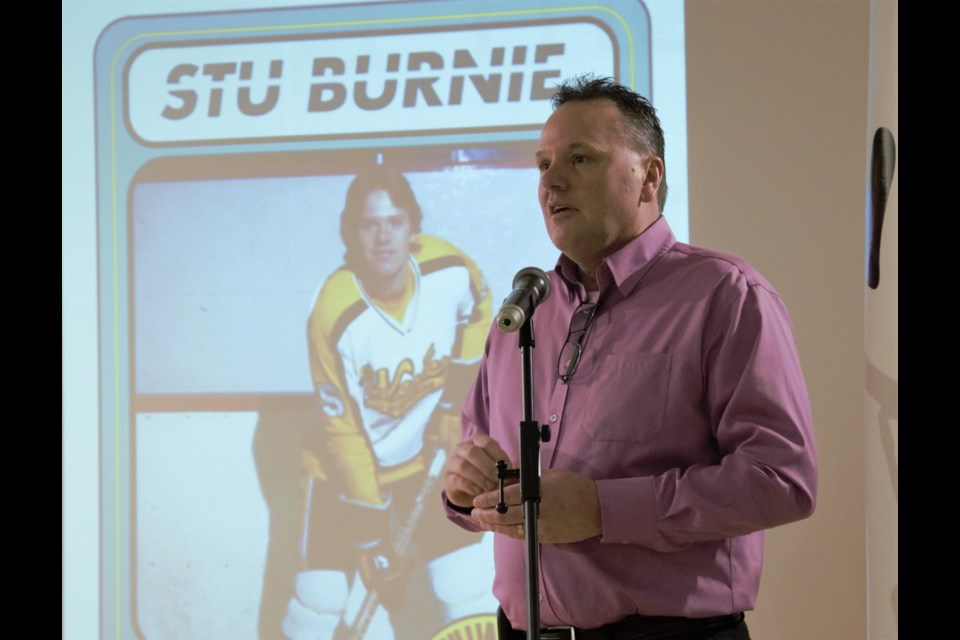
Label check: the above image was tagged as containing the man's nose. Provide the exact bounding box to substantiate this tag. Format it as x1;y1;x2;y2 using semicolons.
540;164;567;191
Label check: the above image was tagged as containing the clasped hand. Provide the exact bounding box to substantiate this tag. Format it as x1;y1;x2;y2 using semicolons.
442;433;602;543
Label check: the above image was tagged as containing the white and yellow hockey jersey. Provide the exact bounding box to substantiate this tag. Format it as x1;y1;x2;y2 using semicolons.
305;234;491;505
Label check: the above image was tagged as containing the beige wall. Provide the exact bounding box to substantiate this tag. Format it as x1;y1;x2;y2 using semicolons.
864;0;898;637
685;1;870;638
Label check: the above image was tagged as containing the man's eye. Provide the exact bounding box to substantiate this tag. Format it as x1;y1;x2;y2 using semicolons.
573;155;586;164
538;161;550;171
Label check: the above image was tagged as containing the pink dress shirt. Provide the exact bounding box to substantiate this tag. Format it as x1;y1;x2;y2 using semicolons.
444;216;817;630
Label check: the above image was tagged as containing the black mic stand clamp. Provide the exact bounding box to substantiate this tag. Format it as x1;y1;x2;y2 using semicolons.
494;318;550;639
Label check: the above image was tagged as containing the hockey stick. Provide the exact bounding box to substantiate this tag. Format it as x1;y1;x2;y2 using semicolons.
342;447;448;640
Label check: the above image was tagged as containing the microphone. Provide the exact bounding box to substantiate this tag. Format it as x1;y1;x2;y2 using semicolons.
496;267;552;333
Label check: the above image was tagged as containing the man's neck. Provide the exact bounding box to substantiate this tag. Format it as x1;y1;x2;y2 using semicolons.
573;213;664;292
578;266;600;292
363;262;412;303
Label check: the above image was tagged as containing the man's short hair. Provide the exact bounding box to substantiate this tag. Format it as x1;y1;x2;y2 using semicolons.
339;165;423;268
552;75;668;212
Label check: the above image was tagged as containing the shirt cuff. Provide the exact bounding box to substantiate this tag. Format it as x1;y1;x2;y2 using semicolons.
446;499;474;515
596;476;659;546
440;491;486;534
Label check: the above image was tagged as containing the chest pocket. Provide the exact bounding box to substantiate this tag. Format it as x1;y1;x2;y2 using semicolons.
579;351;671;445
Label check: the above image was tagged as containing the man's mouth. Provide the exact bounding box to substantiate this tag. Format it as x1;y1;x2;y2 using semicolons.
549;204;573;215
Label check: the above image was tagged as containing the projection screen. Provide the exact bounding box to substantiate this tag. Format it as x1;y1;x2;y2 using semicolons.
63;1;687;638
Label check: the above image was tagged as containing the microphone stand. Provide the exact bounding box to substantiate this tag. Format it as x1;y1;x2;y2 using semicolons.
497;317;550;639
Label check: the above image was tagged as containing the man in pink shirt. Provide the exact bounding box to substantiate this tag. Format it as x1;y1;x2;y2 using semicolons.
441;75;818;639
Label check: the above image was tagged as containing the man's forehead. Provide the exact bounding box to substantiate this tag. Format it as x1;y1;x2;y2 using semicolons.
361;189;399;211
361;206;406;215
540;101;622;141
360;206;408;220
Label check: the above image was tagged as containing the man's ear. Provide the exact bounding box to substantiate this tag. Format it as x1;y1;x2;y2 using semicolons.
639;156;665;204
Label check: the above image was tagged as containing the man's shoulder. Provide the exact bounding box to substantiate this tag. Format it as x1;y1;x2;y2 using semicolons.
309;267;365;337
414;234;474;274
667;242;778;296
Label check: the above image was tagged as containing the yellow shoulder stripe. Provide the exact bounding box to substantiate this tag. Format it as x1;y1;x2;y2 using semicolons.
308;267;365;340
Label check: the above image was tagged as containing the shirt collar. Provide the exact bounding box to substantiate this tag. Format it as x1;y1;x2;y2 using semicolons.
555;215;676;298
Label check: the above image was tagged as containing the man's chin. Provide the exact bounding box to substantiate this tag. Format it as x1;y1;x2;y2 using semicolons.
361;261;405;282
546;227;575;254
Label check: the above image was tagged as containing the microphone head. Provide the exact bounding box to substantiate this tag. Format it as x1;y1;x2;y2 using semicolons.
496;267;551;333
496;305;525;332
513;266;551;303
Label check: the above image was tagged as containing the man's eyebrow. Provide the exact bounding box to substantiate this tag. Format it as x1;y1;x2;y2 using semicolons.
535;142;594;160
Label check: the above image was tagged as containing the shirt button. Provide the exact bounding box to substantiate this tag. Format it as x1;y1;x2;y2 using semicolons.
538;593;543;602
549;413;558;423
